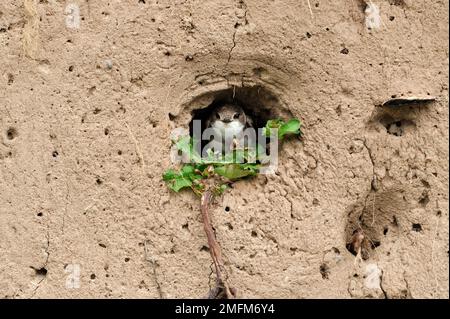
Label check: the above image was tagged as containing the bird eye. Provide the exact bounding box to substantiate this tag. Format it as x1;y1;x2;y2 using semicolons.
233;113;240;119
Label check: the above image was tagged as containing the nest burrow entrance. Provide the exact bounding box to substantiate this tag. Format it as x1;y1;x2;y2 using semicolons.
187;85;293;139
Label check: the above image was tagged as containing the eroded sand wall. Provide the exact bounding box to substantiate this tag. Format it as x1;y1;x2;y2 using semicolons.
0;0;448;298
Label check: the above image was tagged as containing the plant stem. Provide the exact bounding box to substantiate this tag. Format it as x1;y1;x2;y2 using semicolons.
200;190;234;299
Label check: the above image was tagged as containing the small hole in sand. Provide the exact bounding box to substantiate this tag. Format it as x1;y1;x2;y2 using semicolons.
389;0;406;6
320;264;329;279
370;241;381;249
6;127;18;140
379;115;415;137
34;267;48;276
412;223;422;232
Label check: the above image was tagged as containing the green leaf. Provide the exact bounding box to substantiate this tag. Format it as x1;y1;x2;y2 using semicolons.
162;169;179;181
263;119;284;137
279;119;301;139
163;164;203;192
175;136;203;163
215;164;259;180
213;183;228;195
263;118;302;140
180;164;195;176
169;178;193;192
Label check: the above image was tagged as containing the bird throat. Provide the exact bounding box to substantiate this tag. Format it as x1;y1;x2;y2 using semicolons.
212;120;245;141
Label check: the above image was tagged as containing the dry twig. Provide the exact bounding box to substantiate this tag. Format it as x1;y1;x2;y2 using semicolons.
201;190;235;299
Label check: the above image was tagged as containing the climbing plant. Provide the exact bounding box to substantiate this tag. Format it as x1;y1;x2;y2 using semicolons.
163;118;302;298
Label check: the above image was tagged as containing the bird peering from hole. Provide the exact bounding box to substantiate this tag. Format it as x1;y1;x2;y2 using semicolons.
203;103;254;157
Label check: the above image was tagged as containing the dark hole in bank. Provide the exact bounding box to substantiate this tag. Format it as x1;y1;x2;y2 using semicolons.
187;86;293;156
